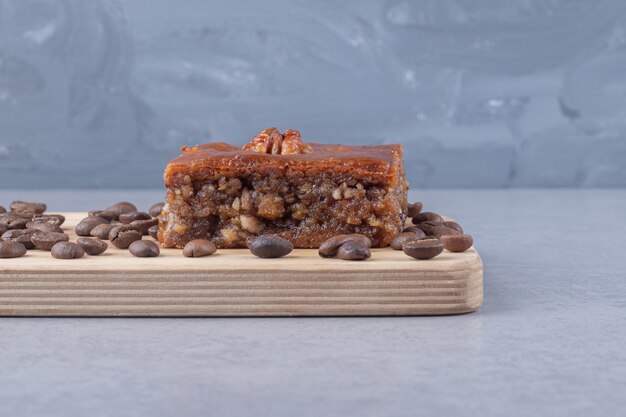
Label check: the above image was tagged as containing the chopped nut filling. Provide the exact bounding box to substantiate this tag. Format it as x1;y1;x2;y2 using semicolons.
160;173;406;248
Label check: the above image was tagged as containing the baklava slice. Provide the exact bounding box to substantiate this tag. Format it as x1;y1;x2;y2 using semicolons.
159;128;408;248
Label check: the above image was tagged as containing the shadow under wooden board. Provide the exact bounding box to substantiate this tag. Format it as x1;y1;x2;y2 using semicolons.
0;213;483;317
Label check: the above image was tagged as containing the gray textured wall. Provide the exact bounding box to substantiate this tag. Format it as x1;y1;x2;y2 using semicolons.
1;0;626;188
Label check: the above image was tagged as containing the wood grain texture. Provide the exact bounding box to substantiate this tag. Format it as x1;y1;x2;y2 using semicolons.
0;213;483;316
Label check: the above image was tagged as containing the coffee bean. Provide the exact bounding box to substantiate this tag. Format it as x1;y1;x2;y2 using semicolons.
148;225;159;240
119;211;151;224
31;214;65;226
0;224;6;235
129;218;158;235
440;234;473;253
16;212;33;220
149;202;165;218
443;221;463;234
418;221;461;238
318;234;372;258
2;228;39;240
402;238;444;260
402;226;427;239
249;235;293;258
105;202;137;219
26;222;63;233
2;211;32;220
10;201;46;214
128;240;160;257
0;213;28;230
88;210;117;222
0;205;6;214
11;233;35;249
407;202;423;218
2;229;39;249
77;237;108;255
412;211;443;225
183;239;217;257
51;242;85;259
90;223;115;240
109;225;142;249
336;241;371;260
31;232;69;251
390;232;421;250
0;240;27;258
75;216;109;236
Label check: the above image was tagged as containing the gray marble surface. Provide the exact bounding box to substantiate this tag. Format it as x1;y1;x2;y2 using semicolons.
2;1;626;187
1;189;625;417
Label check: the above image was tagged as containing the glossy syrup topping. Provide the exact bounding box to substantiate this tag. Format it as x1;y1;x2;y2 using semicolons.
167;128;404;182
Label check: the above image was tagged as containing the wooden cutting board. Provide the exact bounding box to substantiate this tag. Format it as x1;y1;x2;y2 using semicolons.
0;213;483;316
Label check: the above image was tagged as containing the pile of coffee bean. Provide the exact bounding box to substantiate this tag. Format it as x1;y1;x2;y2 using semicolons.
0;200;73;259
0;199;166;260
314;201;473;262
394;201;474;260
76;201;164;257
